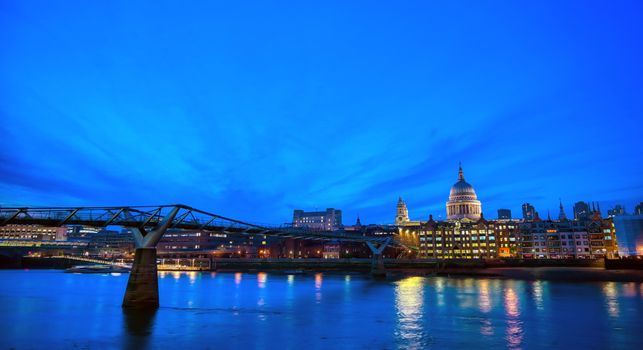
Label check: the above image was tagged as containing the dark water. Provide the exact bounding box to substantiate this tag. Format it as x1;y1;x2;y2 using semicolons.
1;270;642;349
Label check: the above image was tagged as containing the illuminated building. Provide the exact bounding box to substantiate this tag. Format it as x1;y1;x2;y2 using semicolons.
518;219;592;259
613;215;643;256
446;164;482;221
293;208;342;231
516;211;618;259
399;163;516;259
416;215;511;259
322;241;340;259
586;210;618;258
87;229;134;256
66;225;101;240
395;197;410;225
0;224;68;241
157;229;270;258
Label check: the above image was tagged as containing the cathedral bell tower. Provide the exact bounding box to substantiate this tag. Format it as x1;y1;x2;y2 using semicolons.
395;197;410;225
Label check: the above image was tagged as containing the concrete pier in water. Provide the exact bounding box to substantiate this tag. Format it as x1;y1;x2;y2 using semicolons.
122;248;159;308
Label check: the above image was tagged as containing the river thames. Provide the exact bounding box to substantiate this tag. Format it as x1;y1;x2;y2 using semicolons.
1;270;642;349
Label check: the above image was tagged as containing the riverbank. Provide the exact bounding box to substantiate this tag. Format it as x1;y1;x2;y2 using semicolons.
4;256;643;282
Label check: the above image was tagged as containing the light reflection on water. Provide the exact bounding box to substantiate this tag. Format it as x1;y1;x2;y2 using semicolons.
478;279;492;313
394;276;427;349
504;285;524;349
602;282;620;318
1;271;642;349
532;280;545;311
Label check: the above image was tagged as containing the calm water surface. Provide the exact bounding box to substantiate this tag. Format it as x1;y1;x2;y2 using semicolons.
1;270;642;349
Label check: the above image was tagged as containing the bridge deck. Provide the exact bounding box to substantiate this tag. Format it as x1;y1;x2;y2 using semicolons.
0;204;397;245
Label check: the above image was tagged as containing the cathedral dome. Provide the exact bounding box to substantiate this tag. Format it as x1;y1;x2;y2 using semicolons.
449;180;477;199
446;164;482;221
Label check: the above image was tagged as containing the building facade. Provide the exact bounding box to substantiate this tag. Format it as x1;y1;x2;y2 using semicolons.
0;225;68;241
293;208;342;231
613;215;643;256
517;214;617;259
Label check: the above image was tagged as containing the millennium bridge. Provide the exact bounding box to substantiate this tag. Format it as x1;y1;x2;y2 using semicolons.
0;204;408;308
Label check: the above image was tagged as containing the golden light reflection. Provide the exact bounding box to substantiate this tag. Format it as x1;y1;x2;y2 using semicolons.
315;273;323;289
159;271;167;279
187;271;197;284
287;274;294;285
602;282;620;318
478;280;491;313
171;271;181;280
234;272;242;286
504;287;523;349
345;275;351;283
257;272;267;289
395;277;425;349
504;288;519;318
315;273;323;303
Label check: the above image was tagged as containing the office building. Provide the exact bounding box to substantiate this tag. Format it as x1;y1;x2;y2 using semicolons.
498;209;511;220
293;208;342;231
613;215;643;256
522;203;536;221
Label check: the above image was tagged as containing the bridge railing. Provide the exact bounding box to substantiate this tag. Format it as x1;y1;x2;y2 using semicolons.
0;205;405;246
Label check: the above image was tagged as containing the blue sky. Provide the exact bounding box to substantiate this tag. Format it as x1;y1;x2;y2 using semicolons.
1;1;642;224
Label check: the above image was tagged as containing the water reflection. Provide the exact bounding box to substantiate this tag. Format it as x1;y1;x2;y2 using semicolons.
257;272;267;289
532;280;544;311
602;282;620;318
435;277;445;307
3;271;643;349
395;277;426;349
187;271;197;284
622;282;636;297
315;273;323;303
504;286;523;349
122;308;157;350
478;279;491;313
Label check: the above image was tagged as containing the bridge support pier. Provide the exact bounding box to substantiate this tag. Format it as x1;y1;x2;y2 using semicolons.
122;248;159;308
366;238;391;278
122;207;179;309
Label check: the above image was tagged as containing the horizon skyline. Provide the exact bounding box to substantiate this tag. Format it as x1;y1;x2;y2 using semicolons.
1;161;637;226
